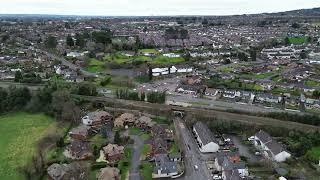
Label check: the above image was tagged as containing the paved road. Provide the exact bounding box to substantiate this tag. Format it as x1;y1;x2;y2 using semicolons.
174;118;212;180
44;51;98;77
129;135;143;180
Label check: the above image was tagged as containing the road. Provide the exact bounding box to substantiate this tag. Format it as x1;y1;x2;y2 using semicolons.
44;51;98;77
129;135;143;180
174;118;212;180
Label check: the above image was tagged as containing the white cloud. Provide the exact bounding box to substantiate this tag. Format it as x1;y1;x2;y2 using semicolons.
0;0;319;16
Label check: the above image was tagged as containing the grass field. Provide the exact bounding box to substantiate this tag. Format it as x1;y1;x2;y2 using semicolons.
104;52;185;65
240;72;275;80
304;80;320;88
86;58;106;73
288;36;309;45
138;49;158;54
0;112;55;180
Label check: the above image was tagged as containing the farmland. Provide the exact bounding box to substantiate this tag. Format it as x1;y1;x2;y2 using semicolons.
0;112;55;180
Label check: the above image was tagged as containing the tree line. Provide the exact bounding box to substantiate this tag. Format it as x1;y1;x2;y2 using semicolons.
116;89;166;104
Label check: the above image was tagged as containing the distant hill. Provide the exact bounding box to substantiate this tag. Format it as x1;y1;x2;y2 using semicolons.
263;7;320;17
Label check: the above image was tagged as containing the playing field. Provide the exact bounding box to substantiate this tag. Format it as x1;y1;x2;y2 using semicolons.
288;36;309;45
0;112;55;180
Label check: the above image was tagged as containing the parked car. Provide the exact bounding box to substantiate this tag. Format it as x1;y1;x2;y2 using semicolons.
194;165;199;170
213;175;222;180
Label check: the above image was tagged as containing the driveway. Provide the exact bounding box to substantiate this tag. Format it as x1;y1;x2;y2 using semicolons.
228;135;262;162
129;135;144;180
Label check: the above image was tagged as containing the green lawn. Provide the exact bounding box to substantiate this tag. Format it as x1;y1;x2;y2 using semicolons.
140;162;154;180
304;80;320;88
89;58;105;66
306;146;320;163
118;147;133;180
140;133;151;141
141;144;152;160
240;72;275;79
129;127;142;135
105;52;184;65
169;142;180;155
0;112;55;180
153;55;185;64
138;49;158;54
152;116;170;125
288;36;309;45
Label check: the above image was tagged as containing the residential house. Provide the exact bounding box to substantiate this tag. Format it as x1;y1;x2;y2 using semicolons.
135;116;156;131
176;84;205;95
152;137;170;156
96;167;120;180
222;169;241;180
152;154;180;179
69;125;90;141
183;76;202;85
193;122;219;153
222;157;249;177
151;124;174;142
251;130;291;162
215;152;240;171
47;162;87;180
114;113;136;128
64;140;93;160
102;144;124;162
82;111;113;128
163;53;181;58
65;75;84;83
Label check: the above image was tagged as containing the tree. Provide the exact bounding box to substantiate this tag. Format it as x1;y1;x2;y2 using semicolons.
45;35;57;49
92;30;112;45
284;37;290;46
100;77;112;86
114;131;121;145
300;50;308;59
312;90;320;98
66;35;74;47
250;48;257;61
14;71;23;82
291;22;300;29
75;33;85;47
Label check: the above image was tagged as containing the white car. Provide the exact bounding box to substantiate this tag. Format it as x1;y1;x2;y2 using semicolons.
194;165;199;170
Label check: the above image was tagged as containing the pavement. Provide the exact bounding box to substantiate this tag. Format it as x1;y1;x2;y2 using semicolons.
129;135;144;180
173;118;213;180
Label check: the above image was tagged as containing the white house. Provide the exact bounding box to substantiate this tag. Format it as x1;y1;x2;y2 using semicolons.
193;122;219;153
163;53;181;58
152;65;193;77
251;130;291;162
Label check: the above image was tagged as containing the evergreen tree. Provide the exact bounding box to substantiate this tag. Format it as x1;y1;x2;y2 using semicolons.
66;35;74;47
114;131;121;145
14;71;23;82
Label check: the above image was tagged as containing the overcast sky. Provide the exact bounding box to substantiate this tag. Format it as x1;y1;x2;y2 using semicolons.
0;0;319;16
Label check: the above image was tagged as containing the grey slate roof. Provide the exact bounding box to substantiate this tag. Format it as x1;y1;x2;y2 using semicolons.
255;130;286;155
193;122;218;145
153;154;178;174
224;169;241;180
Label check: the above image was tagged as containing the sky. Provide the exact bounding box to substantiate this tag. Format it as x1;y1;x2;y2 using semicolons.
0;0;319;16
